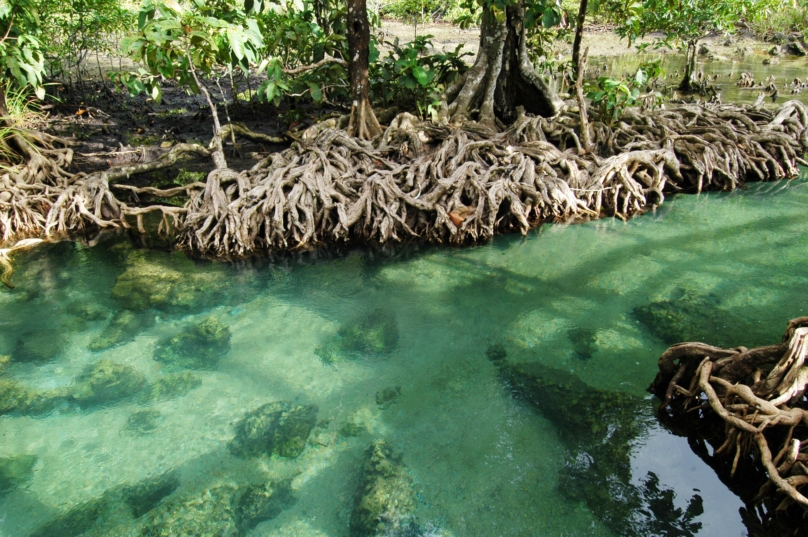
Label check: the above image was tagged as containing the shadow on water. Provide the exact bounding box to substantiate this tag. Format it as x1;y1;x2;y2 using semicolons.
2;178;808;535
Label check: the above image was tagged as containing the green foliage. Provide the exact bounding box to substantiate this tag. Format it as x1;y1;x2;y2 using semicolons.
115;0;264;104
452;0;565;29
600;0;754;48
371;35;470;119
0;0;46;100
255;0;349;105
381;0;465;25
585;60;662;122
749;0;808;38
36;0;135;79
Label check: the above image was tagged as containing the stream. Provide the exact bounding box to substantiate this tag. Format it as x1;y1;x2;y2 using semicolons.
1;164;807;536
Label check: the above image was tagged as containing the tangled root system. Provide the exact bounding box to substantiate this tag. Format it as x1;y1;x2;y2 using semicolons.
179;100;808;257
650;317;808;527
1;100;807;263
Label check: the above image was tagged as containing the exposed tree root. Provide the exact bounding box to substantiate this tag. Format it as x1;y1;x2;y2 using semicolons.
177;100;807;257
650;317;808;529
1;100;806;268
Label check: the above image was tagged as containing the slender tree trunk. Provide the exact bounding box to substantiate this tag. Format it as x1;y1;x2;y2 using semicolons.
571;0;588;75
188;52;228;170
0;88;8;124
346;0;383;139
679;40;698;91
574;47;592;153
446;2;565;126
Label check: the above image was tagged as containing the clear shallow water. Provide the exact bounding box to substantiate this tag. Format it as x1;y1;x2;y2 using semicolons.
1;175;808;537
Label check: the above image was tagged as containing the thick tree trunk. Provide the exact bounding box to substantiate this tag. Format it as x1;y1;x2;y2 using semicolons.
447;3;565;126
347;0;383;139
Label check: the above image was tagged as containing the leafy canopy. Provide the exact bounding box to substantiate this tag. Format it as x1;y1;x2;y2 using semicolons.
117;0;264;103
601;0;754;48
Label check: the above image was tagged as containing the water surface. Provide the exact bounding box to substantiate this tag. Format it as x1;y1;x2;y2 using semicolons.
2;175;808;537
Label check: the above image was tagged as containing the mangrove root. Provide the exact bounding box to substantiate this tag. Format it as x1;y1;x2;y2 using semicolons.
650;317;808;525
2;100;807;264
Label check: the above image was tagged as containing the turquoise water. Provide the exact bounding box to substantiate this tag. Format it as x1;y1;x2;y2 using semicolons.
2;175;808;536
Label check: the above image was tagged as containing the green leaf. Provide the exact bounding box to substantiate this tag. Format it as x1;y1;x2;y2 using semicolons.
151;84;162;104
412;65;433;86
542;8;561;28
309;82;322;102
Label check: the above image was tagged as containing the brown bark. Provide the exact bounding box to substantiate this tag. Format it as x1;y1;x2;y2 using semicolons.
571;0;588;74
448;3;566;126
346;0;382;139
679;40;699;92
0;86;8;127
574;47;592;153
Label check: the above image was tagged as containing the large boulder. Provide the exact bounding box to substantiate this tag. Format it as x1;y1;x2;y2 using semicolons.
228;402;318;459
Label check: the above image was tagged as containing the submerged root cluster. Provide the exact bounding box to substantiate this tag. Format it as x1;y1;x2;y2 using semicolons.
650;317;808;527
1;100;807;263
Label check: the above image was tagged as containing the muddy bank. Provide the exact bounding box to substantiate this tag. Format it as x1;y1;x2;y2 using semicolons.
381;21;779;61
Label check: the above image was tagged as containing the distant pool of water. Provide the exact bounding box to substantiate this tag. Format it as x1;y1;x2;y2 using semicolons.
2;174;808;537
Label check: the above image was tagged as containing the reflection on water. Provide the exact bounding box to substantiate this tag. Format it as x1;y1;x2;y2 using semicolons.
2;173;808;536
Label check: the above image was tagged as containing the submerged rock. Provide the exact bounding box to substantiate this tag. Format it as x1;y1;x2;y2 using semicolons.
30;499;104;537
351;441;415;537
141;480;292;537
0;453;37;496
111;250;229;312
141;485;239;537
339;421;368;438
153;317;231;370
235;480;294;533
70;359;148;407
122;471;180;518
0;379;30;415
375;386;401;409
142;372;202;401
229;402;318;459
14;328;66;362
89;310;155;351
124;410;164;435
66;301;109;321
0;379;61;416
0;354;11;374
316;308;399;363
568;326;598;360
